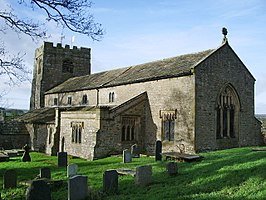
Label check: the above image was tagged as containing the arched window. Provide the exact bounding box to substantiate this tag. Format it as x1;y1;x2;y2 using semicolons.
111;92;115;102
71;122;83;144
121;126;126;141
216;84;240;139
121;117;137;142
109;92;115;103
131;126;135;140
62;58;74;73
82;95;88;105
126;126;130;141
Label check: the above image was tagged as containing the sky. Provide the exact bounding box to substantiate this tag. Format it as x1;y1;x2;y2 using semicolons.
0;0;266;114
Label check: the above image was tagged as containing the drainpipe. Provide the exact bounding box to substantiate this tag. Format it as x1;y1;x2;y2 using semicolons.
96;89;99;106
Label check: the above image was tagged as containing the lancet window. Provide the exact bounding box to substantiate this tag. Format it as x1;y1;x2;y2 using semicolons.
121;117;136;141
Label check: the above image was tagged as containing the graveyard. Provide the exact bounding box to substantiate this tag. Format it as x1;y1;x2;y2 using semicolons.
1;147;266;200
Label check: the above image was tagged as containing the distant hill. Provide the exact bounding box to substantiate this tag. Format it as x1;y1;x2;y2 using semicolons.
0;108;28;120
256;114;266;134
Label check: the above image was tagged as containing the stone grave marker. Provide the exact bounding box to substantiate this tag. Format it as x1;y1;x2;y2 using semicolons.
131;144;140;158
103;170;118;194
135;165;152;186
0;192;1;200
123;149;132;163
40;167;51;179
22;144;31;162
3;169;17;189
68;175;88;200
67;164;78;178
57;152;67;168
166;162;178;176
25;179;51;200
155;140;162;161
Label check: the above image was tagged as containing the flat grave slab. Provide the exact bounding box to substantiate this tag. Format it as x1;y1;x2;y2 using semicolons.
161;152;203;162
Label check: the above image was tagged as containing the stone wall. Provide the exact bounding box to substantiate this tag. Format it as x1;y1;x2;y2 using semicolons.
194;42;263;151
60;109;100;160
47;75;196;155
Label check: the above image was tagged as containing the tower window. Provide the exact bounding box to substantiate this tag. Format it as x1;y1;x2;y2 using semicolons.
62;58;74;73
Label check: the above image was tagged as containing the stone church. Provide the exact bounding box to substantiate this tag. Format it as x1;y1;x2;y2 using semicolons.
18;32;263;160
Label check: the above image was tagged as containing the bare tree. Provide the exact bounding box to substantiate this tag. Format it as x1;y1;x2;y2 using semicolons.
0;0;104;101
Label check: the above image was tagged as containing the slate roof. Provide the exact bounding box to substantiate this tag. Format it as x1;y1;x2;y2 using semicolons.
16;107;56;123
46;48;215;94
16;106;112;123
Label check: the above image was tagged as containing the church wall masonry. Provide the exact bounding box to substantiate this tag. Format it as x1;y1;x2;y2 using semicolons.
20;36;262;160
194;43;263;151
46;75;196;158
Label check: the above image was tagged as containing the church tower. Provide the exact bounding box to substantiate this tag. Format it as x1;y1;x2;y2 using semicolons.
30;42;91;110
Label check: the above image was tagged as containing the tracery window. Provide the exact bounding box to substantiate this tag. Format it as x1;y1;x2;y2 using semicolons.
216;84;240;139
71;122;84;144
160;110;177;141
121;117;136;141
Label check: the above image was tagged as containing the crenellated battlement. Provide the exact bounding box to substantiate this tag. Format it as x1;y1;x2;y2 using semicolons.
42;41;90;52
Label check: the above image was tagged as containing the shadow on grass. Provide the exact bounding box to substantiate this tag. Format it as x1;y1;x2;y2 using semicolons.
104;148;266;200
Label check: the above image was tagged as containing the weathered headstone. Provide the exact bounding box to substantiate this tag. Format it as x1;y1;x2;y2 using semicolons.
103;170;118;194
26;179;51;200
67;164;78;178
57;152;67;167
166;162;178;176
131;144;140;158
155;140;162;161
3;169;17;189
40;167;51;179
123;149;132;163
22;144;31;162
135;165;152;186
68;175;88;200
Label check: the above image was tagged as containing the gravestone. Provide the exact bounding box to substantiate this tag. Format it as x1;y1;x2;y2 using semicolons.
40;167;51;179
131;144;140;158
135;165;152;186
155;140;162;161
103;170;118;194
67;164;78;178
166;162;178;176
57;152;67;168
3;169;17;189
22;144;31;162
26;179;51;200
123;149;132;163
68;175;88;200
0;192;1;200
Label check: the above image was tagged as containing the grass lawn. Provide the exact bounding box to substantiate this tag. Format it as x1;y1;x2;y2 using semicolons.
1;147;266;200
